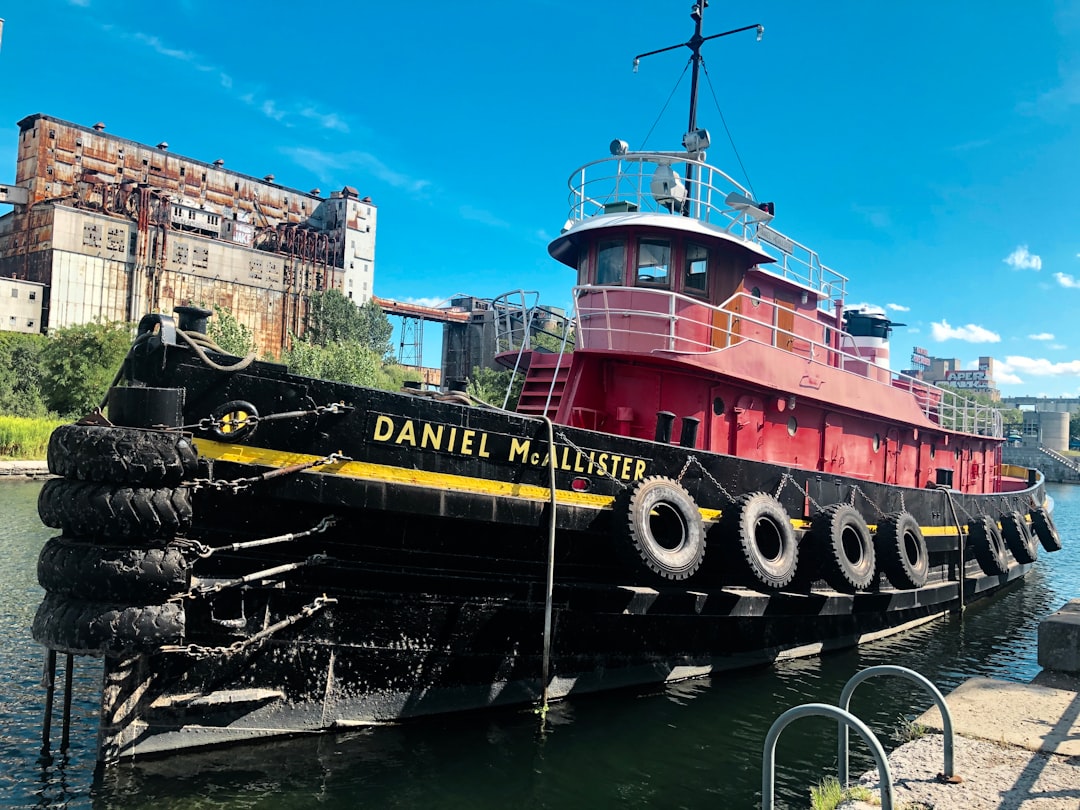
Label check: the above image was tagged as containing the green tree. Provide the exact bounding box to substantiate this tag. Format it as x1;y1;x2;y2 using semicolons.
207;304;256;357
41;320;132;417
281;338;383;388
0;332;48;417
304;291;392;357
467;366;524;410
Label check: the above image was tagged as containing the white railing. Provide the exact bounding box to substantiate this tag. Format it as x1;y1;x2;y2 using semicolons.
568;285;1003;438
565;153;849;310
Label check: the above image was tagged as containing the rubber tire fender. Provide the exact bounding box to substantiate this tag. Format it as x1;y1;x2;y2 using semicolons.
875;511;929;590
37;536;190;602
618;475;706;582
47;424;198;486
812;503;876;591
38;478;193;540
1029;506;1063;552
720;491;798;589
32;591;185;656
967;516;1008;576
1000;510;1039;564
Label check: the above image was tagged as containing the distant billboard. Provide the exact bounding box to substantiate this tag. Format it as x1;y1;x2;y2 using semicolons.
945;369;994;392
910;346;931;368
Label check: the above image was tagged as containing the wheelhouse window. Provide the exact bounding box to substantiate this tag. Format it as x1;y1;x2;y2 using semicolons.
684;242;709;295
636;238;670;287
597;240;626;285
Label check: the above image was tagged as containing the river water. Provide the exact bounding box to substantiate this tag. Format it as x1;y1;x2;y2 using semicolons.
2;479;1078;809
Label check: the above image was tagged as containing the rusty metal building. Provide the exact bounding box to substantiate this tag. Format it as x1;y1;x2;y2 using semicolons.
0;114;376;353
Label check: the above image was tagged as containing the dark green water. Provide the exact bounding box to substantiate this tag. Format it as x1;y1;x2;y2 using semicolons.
3;480;1078;809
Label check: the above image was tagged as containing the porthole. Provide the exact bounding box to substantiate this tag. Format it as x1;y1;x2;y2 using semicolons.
751;286;762;307
872;433;881;452
930;444;937;459
787;416;798;437
713;397;725;416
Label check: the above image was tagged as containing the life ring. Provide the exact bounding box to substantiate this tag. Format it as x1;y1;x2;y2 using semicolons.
37;478;193;540
1029;506;1063;552
967;516;1008;576
812;504;876;591
48;424;198;486
1000;510;1039;564
720;491;798;589
31;591;185;656
618;476;705;582
874;511;929;590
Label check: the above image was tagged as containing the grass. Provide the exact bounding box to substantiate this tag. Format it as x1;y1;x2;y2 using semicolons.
0;414;65;460
809;776;875;809
891;715;928;744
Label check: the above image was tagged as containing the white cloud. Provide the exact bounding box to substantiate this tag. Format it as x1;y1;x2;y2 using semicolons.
1051;343;1067;350
404;296;450;308
134;33;195;62
1004;245;1042;270
995;369;1025;385
930;320;1001;343
300;107;349;133
260;99;286;122
1055;272;1080;288
886;303;910;312
459;205;510;229
1002;355;1080;377
280;146;430;194
1028;332;1055;341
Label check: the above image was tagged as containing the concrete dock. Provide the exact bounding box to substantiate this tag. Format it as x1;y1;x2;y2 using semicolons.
841;602;1080;809
0;459;49;477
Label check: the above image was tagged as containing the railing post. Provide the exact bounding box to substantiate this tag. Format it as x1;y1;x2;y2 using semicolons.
838;665;956;786
762;703;893;810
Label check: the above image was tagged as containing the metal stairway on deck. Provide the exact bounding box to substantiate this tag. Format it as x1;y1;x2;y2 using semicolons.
516;353;570;418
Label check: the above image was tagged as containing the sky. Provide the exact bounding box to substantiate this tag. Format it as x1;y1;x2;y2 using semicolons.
2;1;1080;397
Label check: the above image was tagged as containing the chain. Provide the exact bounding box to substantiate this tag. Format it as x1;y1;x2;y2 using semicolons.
555;431;629;490
191;452;349;493
850;484;885;517
778;474;822;514
159;596;337;660
774;472;789;499
678;455;737;503
171;402;352;433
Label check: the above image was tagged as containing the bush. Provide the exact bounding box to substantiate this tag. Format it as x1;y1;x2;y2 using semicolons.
40;320;132;418
0;332;48;417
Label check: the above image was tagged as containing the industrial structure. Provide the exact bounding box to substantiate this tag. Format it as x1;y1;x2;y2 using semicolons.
0;114;376;352
901;348;1000;401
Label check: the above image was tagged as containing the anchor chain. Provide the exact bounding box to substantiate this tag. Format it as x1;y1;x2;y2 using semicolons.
159;596;337;660
190;452;350;493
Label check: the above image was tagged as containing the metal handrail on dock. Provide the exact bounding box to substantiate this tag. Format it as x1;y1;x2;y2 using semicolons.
838;665;957;786
761;665;957;809
761;703;894;810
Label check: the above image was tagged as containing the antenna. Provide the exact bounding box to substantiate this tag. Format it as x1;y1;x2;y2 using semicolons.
632;4;763;214
631;3;763;136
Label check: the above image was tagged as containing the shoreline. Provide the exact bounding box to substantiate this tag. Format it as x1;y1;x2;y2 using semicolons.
0;460;50;478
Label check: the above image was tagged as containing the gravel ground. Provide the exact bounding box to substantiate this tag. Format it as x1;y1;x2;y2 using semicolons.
839;731;1080;809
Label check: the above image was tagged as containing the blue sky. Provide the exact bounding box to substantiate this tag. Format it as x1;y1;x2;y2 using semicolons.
2;1;1080;397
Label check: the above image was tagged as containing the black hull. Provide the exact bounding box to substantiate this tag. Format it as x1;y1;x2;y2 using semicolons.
31;330;1051;761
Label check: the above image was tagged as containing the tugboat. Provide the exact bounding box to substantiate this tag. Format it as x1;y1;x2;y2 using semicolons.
33;5;1062;762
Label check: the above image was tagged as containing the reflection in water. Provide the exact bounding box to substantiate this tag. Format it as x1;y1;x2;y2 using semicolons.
1;481;1078;809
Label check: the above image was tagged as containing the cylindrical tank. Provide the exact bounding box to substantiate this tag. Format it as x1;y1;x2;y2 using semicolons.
1040;410;1069;452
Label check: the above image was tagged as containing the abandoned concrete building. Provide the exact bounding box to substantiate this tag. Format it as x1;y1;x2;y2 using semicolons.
0;114;376;352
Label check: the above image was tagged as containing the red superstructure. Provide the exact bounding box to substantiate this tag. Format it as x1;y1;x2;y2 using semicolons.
507;145;1004;495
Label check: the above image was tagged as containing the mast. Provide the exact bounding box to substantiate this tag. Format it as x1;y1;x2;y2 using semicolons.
632;2;763;154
